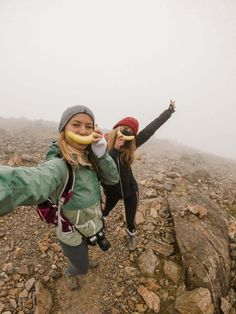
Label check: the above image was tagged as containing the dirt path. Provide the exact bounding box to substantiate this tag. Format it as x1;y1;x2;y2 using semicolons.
0;201;130;314
52;203;130;314
54;269;107;313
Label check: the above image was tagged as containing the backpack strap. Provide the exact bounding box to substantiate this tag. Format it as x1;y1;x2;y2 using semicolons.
57;161;76;231
60;161;75;204
37;156;75;226
57;161;75;210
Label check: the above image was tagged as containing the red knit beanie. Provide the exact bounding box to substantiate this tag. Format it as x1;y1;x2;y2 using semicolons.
113;117;139;135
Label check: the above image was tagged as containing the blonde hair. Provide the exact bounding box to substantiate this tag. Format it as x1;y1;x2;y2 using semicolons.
58;132;92;168
107;128;136;166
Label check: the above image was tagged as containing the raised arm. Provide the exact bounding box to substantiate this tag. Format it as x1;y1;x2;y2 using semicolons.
136;100;176;148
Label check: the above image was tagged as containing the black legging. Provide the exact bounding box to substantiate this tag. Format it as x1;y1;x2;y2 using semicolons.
103;192;139;233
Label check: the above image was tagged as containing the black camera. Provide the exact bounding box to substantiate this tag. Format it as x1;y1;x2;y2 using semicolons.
86;228;111;251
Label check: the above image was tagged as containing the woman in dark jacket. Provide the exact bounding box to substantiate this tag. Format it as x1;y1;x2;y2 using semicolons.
102;101;176;251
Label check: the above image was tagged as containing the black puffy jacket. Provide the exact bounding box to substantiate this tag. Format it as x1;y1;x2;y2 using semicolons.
103;108;174;199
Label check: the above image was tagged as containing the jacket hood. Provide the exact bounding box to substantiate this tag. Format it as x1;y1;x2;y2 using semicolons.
45;141;61;161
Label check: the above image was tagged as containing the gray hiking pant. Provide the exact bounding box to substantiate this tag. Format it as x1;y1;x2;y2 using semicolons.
59;239;89;275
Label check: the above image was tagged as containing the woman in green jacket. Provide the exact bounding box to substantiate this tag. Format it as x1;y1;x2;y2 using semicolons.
0;105;119;290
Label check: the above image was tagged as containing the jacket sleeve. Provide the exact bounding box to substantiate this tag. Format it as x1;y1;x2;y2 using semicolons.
0;158;67;216
97;151;119;185
136;108;173;148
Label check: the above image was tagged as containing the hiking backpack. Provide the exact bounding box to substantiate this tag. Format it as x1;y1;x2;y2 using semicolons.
36;160;75;232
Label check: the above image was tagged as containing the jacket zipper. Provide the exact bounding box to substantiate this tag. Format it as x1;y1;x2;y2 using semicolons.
117;156;125;199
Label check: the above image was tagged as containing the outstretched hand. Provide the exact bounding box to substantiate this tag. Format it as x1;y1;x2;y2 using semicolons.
168;100;176;113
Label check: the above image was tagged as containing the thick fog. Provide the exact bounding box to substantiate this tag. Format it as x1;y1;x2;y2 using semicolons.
0;0;235;159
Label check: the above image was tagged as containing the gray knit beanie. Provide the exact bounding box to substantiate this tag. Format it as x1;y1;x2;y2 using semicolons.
59;105;95;132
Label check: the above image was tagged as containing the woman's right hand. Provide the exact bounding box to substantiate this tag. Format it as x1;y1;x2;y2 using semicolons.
114;135;125;150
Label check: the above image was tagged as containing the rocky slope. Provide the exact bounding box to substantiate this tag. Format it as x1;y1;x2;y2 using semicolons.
0;118;236;314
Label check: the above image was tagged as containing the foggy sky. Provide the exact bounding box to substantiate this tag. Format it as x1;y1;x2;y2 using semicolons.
0;0;235;159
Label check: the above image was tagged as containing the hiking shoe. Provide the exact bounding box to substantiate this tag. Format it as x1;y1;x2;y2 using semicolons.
128;234;137;251
89;259;99;269
65;271;80;290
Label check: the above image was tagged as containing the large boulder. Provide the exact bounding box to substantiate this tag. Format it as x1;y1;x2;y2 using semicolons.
168;191;231;313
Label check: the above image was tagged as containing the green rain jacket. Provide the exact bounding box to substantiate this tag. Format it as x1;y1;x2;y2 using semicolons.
0;142;119;245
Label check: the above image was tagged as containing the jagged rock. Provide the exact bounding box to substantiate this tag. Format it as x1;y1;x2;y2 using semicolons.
168;192;231;313
145;278;161;291
135;303;147;312
220;297;232;314
38;241;49;254
138;285;160;313
0;302;5;313
2;263;14;274
186;203;208;219
34;281;53;314
175;287;214;314
145;188;158;198
25;278;36;291
228;221;236;240
14;247;25;258
17;265;31;276
151;239;174;257
124;266;138;277
19;289;29;298
163;260;182;284
163;180;173;191
136;211;145;225
149;207;158;218
155;173;166;183
138;248;159;277
50;243;61;252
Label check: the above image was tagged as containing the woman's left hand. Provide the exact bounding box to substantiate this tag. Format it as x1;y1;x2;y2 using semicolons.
168;100;176;113
91;125;107;158
92;125;103;143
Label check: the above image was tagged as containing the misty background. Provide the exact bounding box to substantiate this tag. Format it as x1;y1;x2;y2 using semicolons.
0;0;235;159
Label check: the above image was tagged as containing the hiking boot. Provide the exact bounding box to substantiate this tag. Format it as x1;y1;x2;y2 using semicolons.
89;259;99;269
128;234;137;251
65;269;80;290
65;273;80;290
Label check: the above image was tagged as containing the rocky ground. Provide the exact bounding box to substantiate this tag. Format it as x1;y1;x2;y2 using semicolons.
0;119;236;314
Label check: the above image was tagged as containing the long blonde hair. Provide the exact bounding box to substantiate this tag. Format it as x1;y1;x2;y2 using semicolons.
107;128;136;166
58;132;98;169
